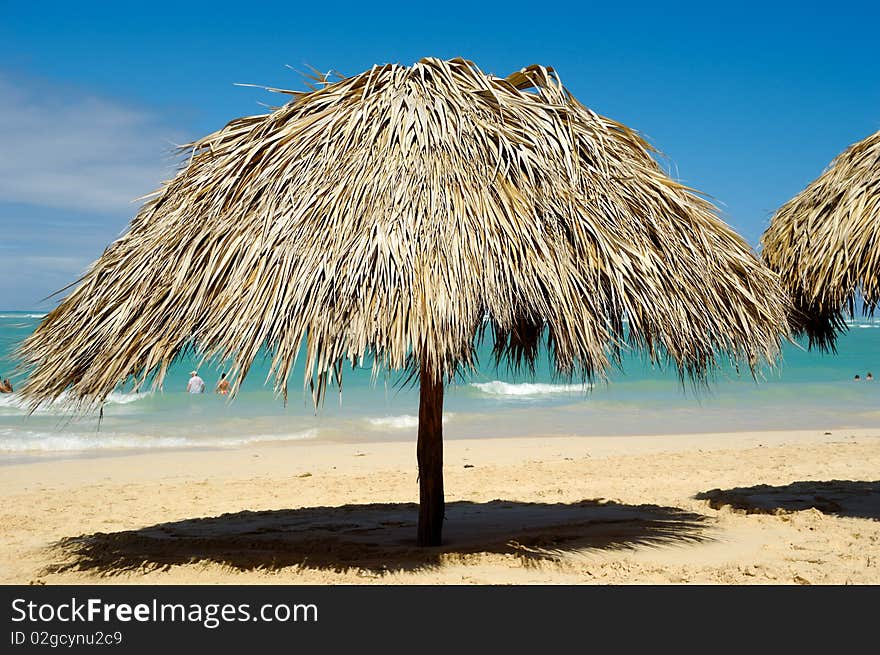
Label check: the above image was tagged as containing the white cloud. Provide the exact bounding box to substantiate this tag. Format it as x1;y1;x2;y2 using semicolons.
0;74;191;308
0;75;184;213
9;254;90;275
0;253;92;309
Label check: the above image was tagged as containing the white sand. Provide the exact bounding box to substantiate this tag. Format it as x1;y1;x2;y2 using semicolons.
1;428;879;584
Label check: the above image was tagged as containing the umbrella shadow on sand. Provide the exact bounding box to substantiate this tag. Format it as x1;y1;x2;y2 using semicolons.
696;480;880;520
46;499;712;575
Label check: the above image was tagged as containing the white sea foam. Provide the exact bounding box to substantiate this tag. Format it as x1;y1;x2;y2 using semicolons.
846;318;879;328
103;392;149;405
0;391;150;414
367;415;419;429
366;414;453;430
0;313;46;319
0;427;318;453
470;381;589;396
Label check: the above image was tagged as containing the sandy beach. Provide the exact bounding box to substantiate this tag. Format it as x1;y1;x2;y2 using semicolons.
2;428;878;585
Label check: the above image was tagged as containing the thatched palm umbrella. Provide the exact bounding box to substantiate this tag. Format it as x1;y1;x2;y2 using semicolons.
18;57;788;546
761;130;880;349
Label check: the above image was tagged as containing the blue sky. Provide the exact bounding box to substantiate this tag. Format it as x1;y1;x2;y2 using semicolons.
1;0;878;309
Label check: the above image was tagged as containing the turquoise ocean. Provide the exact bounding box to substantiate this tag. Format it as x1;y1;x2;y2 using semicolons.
1;310;879;460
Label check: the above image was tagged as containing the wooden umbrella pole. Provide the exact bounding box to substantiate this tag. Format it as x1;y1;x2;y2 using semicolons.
417;362;445;546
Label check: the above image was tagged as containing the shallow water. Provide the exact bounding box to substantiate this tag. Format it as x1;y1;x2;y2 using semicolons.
1;311;879;459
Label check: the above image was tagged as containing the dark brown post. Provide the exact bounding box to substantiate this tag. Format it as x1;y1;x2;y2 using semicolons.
417;362;445;546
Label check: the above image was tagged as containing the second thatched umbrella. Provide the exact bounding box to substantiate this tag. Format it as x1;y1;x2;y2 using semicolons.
18;57;789;546
761;130;880;349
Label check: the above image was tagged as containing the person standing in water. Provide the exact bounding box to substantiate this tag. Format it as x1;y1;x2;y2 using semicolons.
216;373;231;395
186;371;206;394
0;377;12;393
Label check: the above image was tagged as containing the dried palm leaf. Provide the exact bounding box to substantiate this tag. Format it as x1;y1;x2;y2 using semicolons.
762;130;880;349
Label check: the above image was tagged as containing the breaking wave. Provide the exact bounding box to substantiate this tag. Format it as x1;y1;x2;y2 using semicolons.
0;391;150;414
0;427;318;453
470;381;589;397
366;414;453;430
